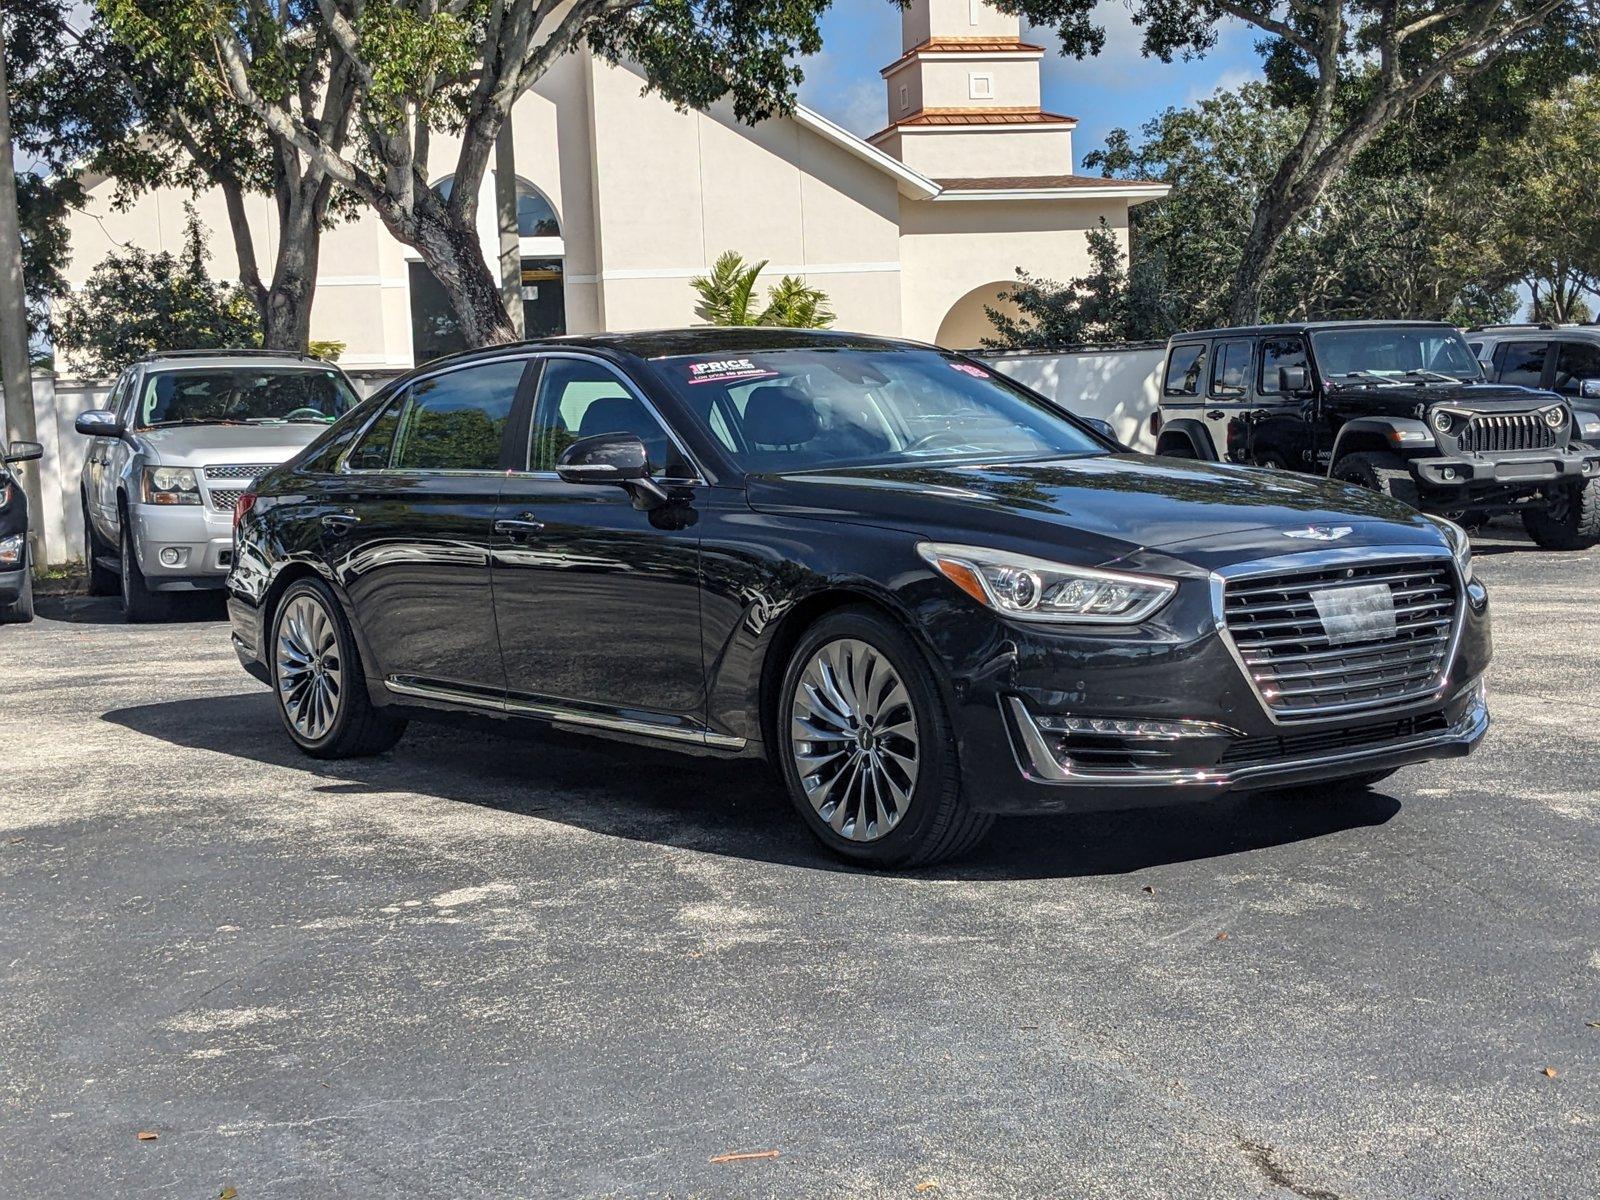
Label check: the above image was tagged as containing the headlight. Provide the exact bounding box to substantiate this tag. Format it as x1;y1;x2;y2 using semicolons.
142;465;201;506
917;542;1176;624
1430;409;1454;434
1543;406;1567;429
0;533;24;566
1426;515;1474;584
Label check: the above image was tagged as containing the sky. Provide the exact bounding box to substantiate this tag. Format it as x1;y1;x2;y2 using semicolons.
797;1;1264;171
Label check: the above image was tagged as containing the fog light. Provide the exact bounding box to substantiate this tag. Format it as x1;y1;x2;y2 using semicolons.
1442;467;1458;481
159;547;183;567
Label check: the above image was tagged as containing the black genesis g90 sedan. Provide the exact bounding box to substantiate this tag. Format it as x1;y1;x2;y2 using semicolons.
228;329;1490;867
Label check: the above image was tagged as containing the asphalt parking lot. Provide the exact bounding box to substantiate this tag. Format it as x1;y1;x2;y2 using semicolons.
2;525;1596;1199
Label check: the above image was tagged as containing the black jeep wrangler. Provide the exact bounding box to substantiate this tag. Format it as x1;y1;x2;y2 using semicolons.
1154;320;1600;549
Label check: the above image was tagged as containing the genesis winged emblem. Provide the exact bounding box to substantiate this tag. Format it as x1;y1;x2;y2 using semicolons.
1283;525;1354;542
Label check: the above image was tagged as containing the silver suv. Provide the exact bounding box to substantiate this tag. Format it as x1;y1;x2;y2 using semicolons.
1466;323;1600;446
75;350;361;621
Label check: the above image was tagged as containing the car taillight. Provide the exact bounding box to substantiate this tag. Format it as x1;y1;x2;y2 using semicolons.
233;491;257;532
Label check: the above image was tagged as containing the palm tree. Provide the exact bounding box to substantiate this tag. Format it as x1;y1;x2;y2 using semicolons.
690;251;835;328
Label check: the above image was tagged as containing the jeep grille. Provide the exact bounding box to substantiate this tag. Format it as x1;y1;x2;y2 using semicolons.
1223;558;1458;720
1456;412;1556;454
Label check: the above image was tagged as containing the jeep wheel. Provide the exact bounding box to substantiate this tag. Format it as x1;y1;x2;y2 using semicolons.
1331;451;1421;509
1522;478;1600;550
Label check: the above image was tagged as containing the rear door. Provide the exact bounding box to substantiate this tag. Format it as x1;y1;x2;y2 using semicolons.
1493;340;1554;390
320;355;533;702
1550;339;1600;400
1206;337;1256;462
1161;341;1215;456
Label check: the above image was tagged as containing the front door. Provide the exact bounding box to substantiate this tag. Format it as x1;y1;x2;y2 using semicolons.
323;355;532;701
1252;335;1317;469
491;354;706;733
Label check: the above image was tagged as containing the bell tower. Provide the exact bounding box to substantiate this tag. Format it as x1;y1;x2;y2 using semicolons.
870;0;1076;183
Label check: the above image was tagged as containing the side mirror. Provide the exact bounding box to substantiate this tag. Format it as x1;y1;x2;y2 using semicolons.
1479;358;1496;377
1580;378;1600;400
75;409;124;438
556;432;667;508
1084;417;1117;441
4;440;43;464
1278;366;1312;396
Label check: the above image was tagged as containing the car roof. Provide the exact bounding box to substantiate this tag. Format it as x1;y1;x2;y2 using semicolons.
138;349;340;371
1171;320;1459;343
412;327;940;372
1469;324;1600;339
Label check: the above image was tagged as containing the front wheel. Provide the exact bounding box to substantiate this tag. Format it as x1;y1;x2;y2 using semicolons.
776;607;991;868
1330;450;1421;508
271;578;406;759
1521;478;1600;550
119;520;172;623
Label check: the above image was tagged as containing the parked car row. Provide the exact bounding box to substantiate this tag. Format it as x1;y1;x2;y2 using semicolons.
14;319;1545;864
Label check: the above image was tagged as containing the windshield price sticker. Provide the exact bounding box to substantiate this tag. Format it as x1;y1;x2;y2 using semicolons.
686;358;780;386
949;362;988;378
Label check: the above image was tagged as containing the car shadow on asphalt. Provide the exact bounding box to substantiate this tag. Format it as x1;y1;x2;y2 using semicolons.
103;690;1402;882
35;593;228;625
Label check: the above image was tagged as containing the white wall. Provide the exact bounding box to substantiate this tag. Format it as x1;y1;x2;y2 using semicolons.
981;346;1165;451
26;374;111;564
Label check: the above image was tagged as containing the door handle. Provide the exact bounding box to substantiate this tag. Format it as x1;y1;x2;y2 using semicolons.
1205;410;1226;421
494;515;546;537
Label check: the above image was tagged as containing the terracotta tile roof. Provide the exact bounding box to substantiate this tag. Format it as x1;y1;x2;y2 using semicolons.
882;36;1046;74
867;107;1078;142
935;175;1156;191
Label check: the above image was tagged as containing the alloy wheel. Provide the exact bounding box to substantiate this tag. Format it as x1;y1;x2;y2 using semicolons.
276;593;344;742
789;638;919;842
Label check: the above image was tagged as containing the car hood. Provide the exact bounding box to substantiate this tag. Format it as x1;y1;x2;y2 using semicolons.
1335;381;1561;412
745;454;1447;572
136;422;330;466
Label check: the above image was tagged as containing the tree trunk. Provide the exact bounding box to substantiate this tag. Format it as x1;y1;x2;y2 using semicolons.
259;183;326;351
405;193;519;348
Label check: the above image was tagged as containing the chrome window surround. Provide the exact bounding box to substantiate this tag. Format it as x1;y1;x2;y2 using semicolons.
1209;545;1467;727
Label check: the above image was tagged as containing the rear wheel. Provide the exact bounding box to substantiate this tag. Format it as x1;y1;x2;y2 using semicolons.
119;518;172;623
271;578;406;759
1521;478;1600;550
83;502;117;596
1331;450;1421;509
776;607;991;868
0;546;34;625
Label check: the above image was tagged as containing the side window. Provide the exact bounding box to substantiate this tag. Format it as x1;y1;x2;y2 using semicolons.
527;357;678;474
392;359;526;472
345;395;406;471
1552;341;1600;395
1497;341;1549;389
1211;340;1252;398
1164;344;1207;397
1259;337;1309;395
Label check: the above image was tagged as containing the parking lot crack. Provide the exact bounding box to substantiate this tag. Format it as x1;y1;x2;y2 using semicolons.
1237;1138;1347;1200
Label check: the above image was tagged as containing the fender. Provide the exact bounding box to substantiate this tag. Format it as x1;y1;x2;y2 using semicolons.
1329;416;1432;466
1154;418;1218;461
1572;408;1600;447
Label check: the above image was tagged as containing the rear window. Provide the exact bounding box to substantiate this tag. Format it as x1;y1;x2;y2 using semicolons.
1164;344;1207;396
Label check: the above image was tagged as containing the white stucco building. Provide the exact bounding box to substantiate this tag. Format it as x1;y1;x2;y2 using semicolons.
58;0;1166;366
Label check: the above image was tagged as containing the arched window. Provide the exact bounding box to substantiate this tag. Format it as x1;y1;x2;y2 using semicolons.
430;175;560;238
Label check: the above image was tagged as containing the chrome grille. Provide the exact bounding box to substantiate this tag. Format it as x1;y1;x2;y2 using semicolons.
1223;558;1458;720
1456;412;1555;453
202;464;270;511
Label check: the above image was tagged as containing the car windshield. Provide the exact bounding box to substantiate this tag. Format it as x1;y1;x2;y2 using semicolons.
136;367;359;429
651;348;1104;472
1311;327;1482;386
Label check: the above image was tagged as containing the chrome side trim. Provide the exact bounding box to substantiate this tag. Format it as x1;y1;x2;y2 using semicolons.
1005;690;1488;789
1208;545;1466;727
384;676;745;750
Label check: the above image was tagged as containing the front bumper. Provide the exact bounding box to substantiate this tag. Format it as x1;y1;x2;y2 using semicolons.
1410;446;1600;489
0;565;25;603
128;501;236;591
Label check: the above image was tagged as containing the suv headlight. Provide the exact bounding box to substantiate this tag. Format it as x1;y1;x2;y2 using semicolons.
917;542;1177;624
142;465;201;506
1543;405;1568;429
1426;515;1474;584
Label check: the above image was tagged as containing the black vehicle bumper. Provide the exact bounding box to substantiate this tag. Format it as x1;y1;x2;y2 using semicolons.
936;567;1492;815
229;594;271;685
0;565;25;604
1410;446;1600;489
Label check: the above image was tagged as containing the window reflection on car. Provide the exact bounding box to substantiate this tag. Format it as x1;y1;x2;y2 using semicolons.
137;367;359;429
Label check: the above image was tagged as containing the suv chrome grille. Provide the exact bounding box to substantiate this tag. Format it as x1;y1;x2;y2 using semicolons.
202;463;272;511
1223;558;1458;720
1456;412;1555;453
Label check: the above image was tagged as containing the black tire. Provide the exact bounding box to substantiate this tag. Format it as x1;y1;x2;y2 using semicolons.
119;517;172;623
0;546;34;625
775;606;992;868
1331;449;1422;509
83;501;118;596
1521;478;1600;550
270;577;406;759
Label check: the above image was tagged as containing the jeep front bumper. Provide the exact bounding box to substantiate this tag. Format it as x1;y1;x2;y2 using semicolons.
1410;446;1600;488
